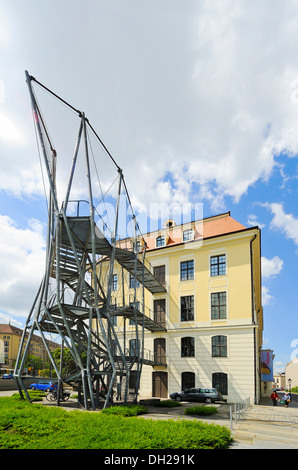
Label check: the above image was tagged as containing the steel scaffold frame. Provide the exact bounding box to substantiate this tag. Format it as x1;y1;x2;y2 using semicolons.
14;71;166;410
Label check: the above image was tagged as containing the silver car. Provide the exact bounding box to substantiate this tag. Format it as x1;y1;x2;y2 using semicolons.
170;387;225;404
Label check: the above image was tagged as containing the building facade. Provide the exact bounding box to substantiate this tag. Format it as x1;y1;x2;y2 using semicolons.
97;211;263;404
285;358;298;389
273;372;286;390
0;323;58;373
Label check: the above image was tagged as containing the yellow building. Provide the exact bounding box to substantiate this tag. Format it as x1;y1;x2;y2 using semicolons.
96;211;263;404
0;323;58;373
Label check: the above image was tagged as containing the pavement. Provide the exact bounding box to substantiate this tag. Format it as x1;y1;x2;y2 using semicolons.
230;396;298;449
1;389;298;450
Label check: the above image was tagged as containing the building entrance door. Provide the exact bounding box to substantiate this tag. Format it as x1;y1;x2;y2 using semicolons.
152;371;168;398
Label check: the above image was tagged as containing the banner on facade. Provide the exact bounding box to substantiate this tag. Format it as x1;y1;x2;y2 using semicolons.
261;350;273;381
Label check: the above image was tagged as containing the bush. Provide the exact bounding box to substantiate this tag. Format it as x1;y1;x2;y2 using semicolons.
101;404;148;417
0;396;232;449
184;406;218;416
11;391;46;402
154;400;182;408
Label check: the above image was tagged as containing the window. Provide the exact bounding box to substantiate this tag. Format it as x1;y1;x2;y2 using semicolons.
181;372;195;391
181;337;195;357
110;302;117;327
156;235;165;247
183;229;193;241
210;254;226;276
181;295;194;321
154;299;166;328
130;274;140;289
212;372;228;395
154;338;166;364
129;339;140;356
180;260;194;281
212;336;227;357
211;292;227;319
154;265;165;285
134;240;141;252
111;274;117;291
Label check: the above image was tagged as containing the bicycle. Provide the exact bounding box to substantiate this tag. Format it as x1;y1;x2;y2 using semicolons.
46;389;70;402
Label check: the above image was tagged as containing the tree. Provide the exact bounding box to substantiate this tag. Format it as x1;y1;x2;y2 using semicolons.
25;355;43;375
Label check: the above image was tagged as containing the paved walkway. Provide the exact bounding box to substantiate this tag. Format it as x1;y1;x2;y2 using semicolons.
231;397;298;449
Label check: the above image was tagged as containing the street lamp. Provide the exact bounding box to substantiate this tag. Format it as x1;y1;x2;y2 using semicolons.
288;378;292;396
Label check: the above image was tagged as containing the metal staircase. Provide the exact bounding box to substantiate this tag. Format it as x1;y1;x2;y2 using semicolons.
14;71;167;410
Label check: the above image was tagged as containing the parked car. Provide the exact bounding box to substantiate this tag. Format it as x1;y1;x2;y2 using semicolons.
170;387;226;404
29;381;58;392
1;373;14;379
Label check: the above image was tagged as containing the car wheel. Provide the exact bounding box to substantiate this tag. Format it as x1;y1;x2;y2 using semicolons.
205;397;212;404
46;388;51;392
175;395;182;402
31;386;36;390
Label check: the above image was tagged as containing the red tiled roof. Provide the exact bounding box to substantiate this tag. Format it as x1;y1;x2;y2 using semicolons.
0;324;23;335
143;212;247;251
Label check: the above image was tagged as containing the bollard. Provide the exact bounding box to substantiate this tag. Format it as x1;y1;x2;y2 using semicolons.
230;405;233;429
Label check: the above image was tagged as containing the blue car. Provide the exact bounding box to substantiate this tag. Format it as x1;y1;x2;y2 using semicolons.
29;380;58;392
1;373;14;379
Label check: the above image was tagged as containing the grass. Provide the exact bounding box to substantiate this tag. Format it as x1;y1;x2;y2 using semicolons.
0;395;232;449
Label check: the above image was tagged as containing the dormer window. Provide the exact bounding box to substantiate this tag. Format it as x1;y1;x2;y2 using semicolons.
183;229;193;241
156;235;166;247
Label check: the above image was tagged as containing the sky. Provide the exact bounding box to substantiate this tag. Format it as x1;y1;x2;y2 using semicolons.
0;0;298;374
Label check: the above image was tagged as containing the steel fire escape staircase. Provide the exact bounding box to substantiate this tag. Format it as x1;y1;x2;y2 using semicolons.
14;71;166;410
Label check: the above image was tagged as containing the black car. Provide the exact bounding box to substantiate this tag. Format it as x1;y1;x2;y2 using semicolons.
170;387;226;404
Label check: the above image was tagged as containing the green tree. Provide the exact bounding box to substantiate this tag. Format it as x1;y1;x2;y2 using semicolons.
25;355;43;375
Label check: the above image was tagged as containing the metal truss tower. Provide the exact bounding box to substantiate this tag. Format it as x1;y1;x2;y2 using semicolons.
14;72;166;409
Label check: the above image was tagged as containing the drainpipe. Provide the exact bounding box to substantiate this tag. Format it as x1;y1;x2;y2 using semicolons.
250;233;258;404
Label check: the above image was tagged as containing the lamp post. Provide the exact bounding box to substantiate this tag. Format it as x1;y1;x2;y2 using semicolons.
288;378;292;397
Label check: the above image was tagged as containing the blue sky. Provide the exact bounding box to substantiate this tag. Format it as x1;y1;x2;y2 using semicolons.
1;1;298;374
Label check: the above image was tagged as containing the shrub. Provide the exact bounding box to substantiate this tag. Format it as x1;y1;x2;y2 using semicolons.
101;404;148;417
184;406;218;416
11;391;46;402
0;396;232;449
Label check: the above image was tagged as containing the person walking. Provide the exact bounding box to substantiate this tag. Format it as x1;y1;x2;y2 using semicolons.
270;390;279;406
282;392;291;407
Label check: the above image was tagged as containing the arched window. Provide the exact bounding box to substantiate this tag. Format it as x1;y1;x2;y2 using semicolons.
181;337;195;357
181;371;195;391
212;372;228;395
211;335;227;357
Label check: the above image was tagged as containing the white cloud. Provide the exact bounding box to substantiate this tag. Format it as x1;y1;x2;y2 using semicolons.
0;215;46;318
274;361;285;374
1;1;298;212
262;285;273;306
266;203;298;245
261;255;283;306
262;256;284;279
0;113;25;143
247;214;265;229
